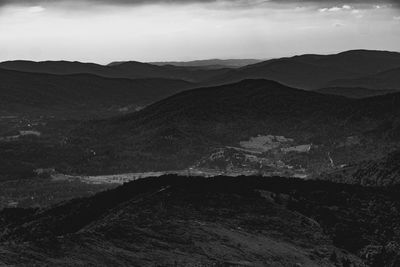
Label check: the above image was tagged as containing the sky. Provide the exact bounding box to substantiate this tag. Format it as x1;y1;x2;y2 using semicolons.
0;0;399;64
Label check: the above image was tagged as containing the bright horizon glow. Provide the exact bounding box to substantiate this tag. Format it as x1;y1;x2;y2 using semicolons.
0;1;399;64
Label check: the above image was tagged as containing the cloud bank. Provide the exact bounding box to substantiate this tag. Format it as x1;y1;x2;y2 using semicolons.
0;0;399;8
1;0;399;63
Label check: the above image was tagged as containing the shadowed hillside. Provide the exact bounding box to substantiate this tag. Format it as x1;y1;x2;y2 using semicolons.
0;68;193;118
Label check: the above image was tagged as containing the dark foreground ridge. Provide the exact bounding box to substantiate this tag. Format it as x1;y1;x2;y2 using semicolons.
0;175;399;266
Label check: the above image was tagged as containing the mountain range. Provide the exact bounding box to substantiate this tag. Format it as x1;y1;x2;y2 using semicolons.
1;50;400;179
1;49;400;267
0;60;229;83
2;50;400;93
148;58;263;69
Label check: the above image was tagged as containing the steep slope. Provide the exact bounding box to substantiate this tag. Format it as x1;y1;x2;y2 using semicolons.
65;79;400;175
315;87;398;99
322;149;400;186
208;50;400;90
4;175;399;266
326;67;400;90
0;68;193;118
351;150;400;186
0;60;229;83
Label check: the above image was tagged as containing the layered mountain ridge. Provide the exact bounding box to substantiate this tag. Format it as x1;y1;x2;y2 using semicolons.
2;50;400;91
206;50;400;90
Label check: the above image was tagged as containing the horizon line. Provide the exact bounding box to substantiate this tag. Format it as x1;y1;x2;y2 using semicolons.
1;48;400;66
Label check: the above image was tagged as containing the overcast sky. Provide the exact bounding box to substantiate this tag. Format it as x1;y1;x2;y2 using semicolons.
0;0;399;64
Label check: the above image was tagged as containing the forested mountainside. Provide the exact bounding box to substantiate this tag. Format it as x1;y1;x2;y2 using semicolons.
61;79;400;178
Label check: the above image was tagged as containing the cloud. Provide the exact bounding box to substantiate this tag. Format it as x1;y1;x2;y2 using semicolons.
319;5;353;12
0;0;399;8
334;22;345;27
27;5;45;12
317;4;370;19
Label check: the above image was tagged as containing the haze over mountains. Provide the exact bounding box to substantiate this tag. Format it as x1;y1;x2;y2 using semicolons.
0;60;229;83
148;59;263;69
2;50;399;94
